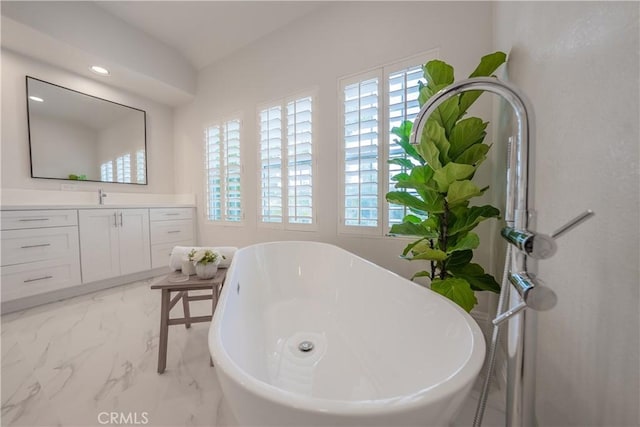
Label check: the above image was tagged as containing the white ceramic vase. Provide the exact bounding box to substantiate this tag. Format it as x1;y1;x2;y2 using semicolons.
181;258;196;276
195;262;218;279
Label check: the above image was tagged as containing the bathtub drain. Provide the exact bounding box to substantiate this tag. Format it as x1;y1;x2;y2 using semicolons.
298;341;314;352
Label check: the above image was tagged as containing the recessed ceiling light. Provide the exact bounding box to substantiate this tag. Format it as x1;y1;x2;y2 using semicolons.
29;96;44;102
90;65;110;76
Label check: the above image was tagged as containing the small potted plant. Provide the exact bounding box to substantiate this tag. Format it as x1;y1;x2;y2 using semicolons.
181;249;197;276
191;249;222;279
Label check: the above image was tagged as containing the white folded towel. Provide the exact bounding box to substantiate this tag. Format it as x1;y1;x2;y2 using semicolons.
169;246;237;271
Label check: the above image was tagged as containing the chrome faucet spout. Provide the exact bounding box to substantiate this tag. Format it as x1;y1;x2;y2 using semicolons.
98;188;107;205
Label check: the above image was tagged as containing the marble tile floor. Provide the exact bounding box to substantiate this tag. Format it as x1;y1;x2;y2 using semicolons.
1;276;505;427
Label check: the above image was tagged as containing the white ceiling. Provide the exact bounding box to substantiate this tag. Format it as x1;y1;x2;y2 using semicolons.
1;1;326;106
95;1;326;70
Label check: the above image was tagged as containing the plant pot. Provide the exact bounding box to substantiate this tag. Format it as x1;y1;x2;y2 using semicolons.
181;258;196;276
195;263;218;279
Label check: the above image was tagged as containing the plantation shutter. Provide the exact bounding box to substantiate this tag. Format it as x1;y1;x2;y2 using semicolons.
387;65;423;226
286;96;314;225
205;119;243;223
342;77;380;228
259;106;284;223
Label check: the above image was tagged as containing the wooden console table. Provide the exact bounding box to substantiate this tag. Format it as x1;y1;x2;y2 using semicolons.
151;268;227;374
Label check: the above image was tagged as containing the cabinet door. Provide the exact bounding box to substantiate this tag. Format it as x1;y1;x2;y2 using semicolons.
118;209;151;275
78;209;120;283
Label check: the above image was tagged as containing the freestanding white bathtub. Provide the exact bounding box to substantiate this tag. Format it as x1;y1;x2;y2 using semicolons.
209;241;485;426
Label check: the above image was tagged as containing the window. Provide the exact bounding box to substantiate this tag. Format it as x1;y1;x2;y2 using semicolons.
259;93;315;229
136;149;146;184
342;72;381;229
115;154;131;183
205;118;243;223
259;106;283;223
100;161;114;182
387;64;423;226
339;51;438;235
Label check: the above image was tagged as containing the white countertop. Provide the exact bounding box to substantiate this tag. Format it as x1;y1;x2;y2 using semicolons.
1;204;196;210
1;189;197;209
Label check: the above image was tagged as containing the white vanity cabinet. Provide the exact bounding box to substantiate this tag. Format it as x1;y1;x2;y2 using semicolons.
78;209;151;283
0;210;81;301
1;205;194;313
149;207;195;269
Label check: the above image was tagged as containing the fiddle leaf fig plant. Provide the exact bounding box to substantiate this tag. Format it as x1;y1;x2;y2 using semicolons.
386;52;507;312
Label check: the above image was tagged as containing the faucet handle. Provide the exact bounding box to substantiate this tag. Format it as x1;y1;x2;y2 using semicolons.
550;210;595;239
501;210;595;259
492;272;557;326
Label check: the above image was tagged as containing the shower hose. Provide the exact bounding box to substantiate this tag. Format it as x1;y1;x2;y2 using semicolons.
472;244;512;427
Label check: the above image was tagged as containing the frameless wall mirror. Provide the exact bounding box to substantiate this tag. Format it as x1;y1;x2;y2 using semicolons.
26;76;147;185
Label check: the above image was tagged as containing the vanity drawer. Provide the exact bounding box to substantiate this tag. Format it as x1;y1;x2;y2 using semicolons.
150;208;193;222
1;210;78;230
1;258;81;301
151;240;193;270
150;220;194;245
1;227;80;267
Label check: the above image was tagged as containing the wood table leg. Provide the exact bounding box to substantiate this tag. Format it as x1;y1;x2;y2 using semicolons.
157;289;170;374
181;291;191;329
209;284;219;368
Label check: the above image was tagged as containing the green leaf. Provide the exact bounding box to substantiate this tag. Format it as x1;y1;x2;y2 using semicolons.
402;238;428;256
388;158;415;169
449;263;501;293
416;140;441;170
447;180;484;206
402;214;422;224
391;172;410;182
429;121;452;164
447;250;473;269
411;271;432;281
391;120;412;139
418;81;429;107
404;248;448;262
386;191;429;212
458;52;507;117
416;120;449;169
469;51;508;79
432;163;476;193
423;60;455;88
391;166;444;212
431;98;459;138
392;121;424;165
423;216;439;230
389;221;438;238
419;79;459;137
455;143;490;166
414;164;435;182
448;205;500;236
447;232;480;253
449;118;488;160
431;277;477;312
421;190;445;213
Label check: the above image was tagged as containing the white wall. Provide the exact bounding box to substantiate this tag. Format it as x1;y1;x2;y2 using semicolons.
174;1;497;282
494;2;639;425
30;114;99;180
1;49;175;197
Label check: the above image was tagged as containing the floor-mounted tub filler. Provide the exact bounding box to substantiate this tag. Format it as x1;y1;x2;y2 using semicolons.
209;241;485;426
